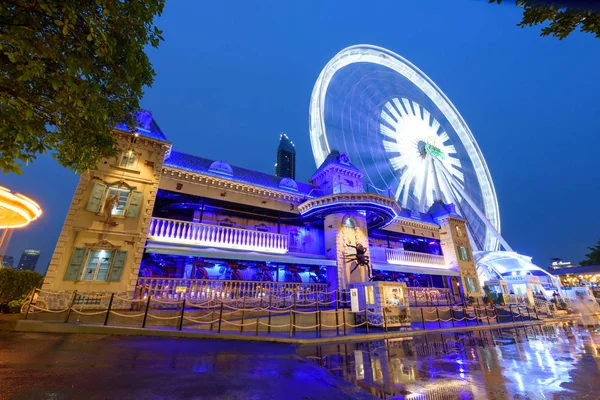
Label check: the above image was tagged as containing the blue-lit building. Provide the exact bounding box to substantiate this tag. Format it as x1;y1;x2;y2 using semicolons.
43;112;483;304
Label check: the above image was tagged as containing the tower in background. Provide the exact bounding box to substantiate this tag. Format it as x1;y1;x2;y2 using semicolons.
17;249;40;271
275;133;296;179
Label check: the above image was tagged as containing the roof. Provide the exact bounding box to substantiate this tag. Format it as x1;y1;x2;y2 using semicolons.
164;151;320;196
312;150;362;179
114;110;169;142
396;208;437;225
277;133;296;154
550;265;600;276
427;201;463;219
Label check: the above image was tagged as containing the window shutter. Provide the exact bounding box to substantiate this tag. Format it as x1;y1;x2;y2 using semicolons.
64;248;88;281
85;182;107;213
125;190;143;218
108;250;128;282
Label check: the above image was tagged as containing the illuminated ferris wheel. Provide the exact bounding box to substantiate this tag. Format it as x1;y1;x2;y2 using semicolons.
309;45;509;252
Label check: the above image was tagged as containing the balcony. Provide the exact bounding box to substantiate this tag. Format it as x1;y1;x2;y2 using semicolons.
147;217;289;254
370;247;447;269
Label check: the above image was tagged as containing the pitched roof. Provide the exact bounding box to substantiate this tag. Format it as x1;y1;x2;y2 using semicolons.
312;150;362;179
164;151;320;197
427;201;463;219
114;110;169;142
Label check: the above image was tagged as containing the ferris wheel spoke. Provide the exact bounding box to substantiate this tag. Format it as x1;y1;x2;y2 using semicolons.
380;109;397;127
380;124;397;139
438;131;450;144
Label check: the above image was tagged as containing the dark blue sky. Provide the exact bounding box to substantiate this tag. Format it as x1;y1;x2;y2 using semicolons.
3;0;599;273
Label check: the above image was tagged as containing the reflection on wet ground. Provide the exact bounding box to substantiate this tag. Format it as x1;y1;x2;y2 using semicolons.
298;324;600;399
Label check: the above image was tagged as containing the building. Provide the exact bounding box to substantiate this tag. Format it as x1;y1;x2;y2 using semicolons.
548;258;578;270
1;255;14;268
41;112;483;305
275;133;296;179
551;265;600;291
17;249;40;271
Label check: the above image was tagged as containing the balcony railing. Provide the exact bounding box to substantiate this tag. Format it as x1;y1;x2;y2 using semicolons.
147;217;289;254
135;277;328;305
386;248;446;268
408;287;455;306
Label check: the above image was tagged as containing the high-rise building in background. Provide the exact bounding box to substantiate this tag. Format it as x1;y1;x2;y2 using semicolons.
17;249;40;271
1;255;14;268
275;133;296;179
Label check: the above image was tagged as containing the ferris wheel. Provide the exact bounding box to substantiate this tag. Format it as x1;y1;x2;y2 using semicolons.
309;45;510;252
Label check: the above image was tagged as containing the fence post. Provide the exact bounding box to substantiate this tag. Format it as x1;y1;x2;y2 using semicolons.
382;308;388;333
142;295;151;328
315;309;319;337
268;293;273;334
364;309;369;334
420;308;426;330
526;306;532;321
518;305;524;323
240;296;246;333
319;310;323;338
255;313;260;336
474;306;480;326
335;298;340;336
533;305;539;320
217;302;224;333
104;293;115;326
485;306;491;325
289;310;293;338
210;303;217;331
178;299;186;331
450;307;455;327
509;305;515;323
24;288;36;320
463;306;468;327
64;290;77;323
435;307;442;329
336;290;340;311
493;305;500;324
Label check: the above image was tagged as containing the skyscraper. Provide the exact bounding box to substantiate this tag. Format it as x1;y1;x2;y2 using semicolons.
1;255;14;268
17;249;40;271
275;133;296;179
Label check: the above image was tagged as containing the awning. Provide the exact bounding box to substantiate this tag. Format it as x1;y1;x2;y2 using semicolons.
146;242;336;266
371;261;460;277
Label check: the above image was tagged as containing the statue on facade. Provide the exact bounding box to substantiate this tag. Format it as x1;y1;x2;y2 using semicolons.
345;242;372;281
103;192;119;224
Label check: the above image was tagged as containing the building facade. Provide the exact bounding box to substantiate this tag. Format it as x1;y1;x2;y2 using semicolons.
17;249;40;271
275;133;296;180
43;114;483;303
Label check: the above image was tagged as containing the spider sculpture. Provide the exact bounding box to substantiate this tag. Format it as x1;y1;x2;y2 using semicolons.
345;242;372;281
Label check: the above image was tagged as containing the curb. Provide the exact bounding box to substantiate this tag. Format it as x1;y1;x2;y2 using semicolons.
0;316;578;345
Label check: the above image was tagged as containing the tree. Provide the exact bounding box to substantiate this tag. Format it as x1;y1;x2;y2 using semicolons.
0;267;42;303
491;1;600;40
0;0;164;174
580;239;600;266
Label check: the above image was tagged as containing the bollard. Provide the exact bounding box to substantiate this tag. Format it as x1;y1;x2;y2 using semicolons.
421;308;426;330
493;305;500;324
526;306;532;321
210;303;217;331
435;307;442;329
364;309;369;334
315;309;319;337
142;295;151;328
319;310;323;338
533;305;539;320
178;299;186;331
463;306;469;327
64;290;78;323
268;293;273;334
474;306;480;326
335;300;340;336
518;305;524;323
485;305;491;325
450;307;455;327
255;313;260;336
240;296;247;333
217;302;224;333
382;308;388;333
342;310;347;336
24;288;37;320
289;310;293;338
104;293;115;326
509;305;515;323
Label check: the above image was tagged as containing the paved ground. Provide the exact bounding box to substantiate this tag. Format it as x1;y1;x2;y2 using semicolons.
0;332;375;400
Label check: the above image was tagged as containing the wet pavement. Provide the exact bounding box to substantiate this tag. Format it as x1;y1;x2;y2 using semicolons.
1;324;600;399
0;333;372;400
298;324;600;399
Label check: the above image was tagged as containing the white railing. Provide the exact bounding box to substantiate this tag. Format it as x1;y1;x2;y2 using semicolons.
135;277;328;305
147;218;289;254
386;248;446;268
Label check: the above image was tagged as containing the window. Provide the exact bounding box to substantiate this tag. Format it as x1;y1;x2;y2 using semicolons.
64;248;128;282
458;246;470;261
83;250;113;281
119;151;138;169
465;277;479;293
106;187;130;216
85;182;143;218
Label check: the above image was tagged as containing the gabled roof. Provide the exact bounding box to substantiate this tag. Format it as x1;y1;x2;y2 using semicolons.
114;110;169;142
164;151;320;197
427;201;463;219
311;150;362;179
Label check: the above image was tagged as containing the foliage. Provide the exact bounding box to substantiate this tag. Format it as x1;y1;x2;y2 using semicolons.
580;239;600;266
0;0;164;174
490;1;600;40
8;299;22;313
0;267;43;304
497;293;505;305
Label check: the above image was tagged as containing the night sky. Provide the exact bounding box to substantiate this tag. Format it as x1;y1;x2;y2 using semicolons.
3;0;599;274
